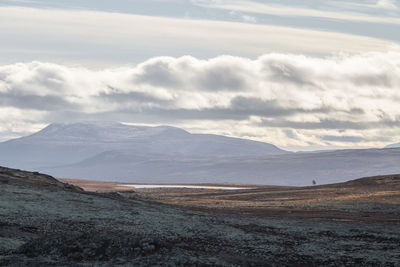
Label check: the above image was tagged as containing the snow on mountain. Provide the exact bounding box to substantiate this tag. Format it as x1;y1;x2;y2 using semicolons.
25;121;189;143
386;142;400;148
0;121;287;170
2;121;400;186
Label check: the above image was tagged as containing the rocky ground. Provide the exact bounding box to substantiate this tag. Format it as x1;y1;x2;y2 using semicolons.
1;167;400;266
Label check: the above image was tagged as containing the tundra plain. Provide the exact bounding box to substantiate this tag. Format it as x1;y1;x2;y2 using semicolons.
1;167;400;266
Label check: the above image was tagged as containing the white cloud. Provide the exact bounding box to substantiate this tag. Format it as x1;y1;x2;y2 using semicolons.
242;15;256;23
0;107;46;140
376;0;398;10
194;0;400;25
1;50;400;149
0;6;394;66
229;10;257;23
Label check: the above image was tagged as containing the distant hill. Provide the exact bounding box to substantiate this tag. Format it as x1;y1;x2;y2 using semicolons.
1;122;287;160
385;142;400;148
0;121;287;172
1;121;400;186
47;146;400;186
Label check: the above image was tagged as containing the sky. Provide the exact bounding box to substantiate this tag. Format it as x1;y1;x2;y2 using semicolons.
0;0;399;151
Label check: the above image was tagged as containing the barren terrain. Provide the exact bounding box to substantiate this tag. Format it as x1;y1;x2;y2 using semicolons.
62;174;400;223
1;168;399;266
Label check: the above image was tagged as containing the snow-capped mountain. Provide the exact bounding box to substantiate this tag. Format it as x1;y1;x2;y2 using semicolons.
1;121;400;186
0;121;287;169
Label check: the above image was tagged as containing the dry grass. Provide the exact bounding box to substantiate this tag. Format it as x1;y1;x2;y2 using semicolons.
61;174;400;222
59;178;133;192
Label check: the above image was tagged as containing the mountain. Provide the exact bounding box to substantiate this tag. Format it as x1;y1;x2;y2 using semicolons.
46;147;400;186
2;121;400;186
385;142;400;148
0;121;287;169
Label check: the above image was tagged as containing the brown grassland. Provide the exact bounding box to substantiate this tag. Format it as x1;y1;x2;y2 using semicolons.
61;174;400;223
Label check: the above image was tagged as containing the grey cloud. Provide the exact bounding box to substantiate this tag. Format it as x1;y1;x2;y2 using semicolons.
351;72;395;87
17;63;66;91
107;108;250;121
99;87;171;106
0;92;76;111
322;135;365;143
260;119;400;130
230;96;332;117
350;108;365;115
283;129;296;139
261;119;363;130
258;53;400;89
134;57;250;92
134;60;182;88
107;96;341;122
261;57;317;87
197;65;248;91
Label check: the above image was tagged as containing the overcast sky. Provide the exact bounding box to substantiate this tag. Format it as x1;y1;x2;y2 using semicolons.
0;0;399;150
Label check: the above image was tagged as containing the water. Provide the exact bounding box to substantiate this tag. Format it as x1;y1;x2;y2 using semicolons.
118;184;250;190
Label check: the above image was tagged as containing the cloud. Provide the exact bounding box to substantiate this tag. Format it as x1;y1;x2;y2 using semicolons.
322;135;366;143
376;0;398;10
229;10;257;23
194;0;400;25
1;50;400;149
0;93;75;111
0;106;46;141
260;119;400;130
0;6;394;66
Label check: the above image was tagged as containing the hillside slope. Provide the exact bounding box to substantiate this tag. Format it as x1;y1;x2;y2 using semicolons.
0;166;81;191
1;167;399;266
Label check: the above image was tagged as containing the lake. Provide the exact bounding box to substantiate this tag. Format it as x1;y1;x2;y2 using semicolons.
118;184;250;190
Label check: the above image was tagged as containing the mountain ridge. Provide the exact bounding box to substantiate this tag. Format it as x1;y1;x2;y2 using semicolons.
47;146;400;185
0;121;288;170
2;121;400;186
386;142;400;148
